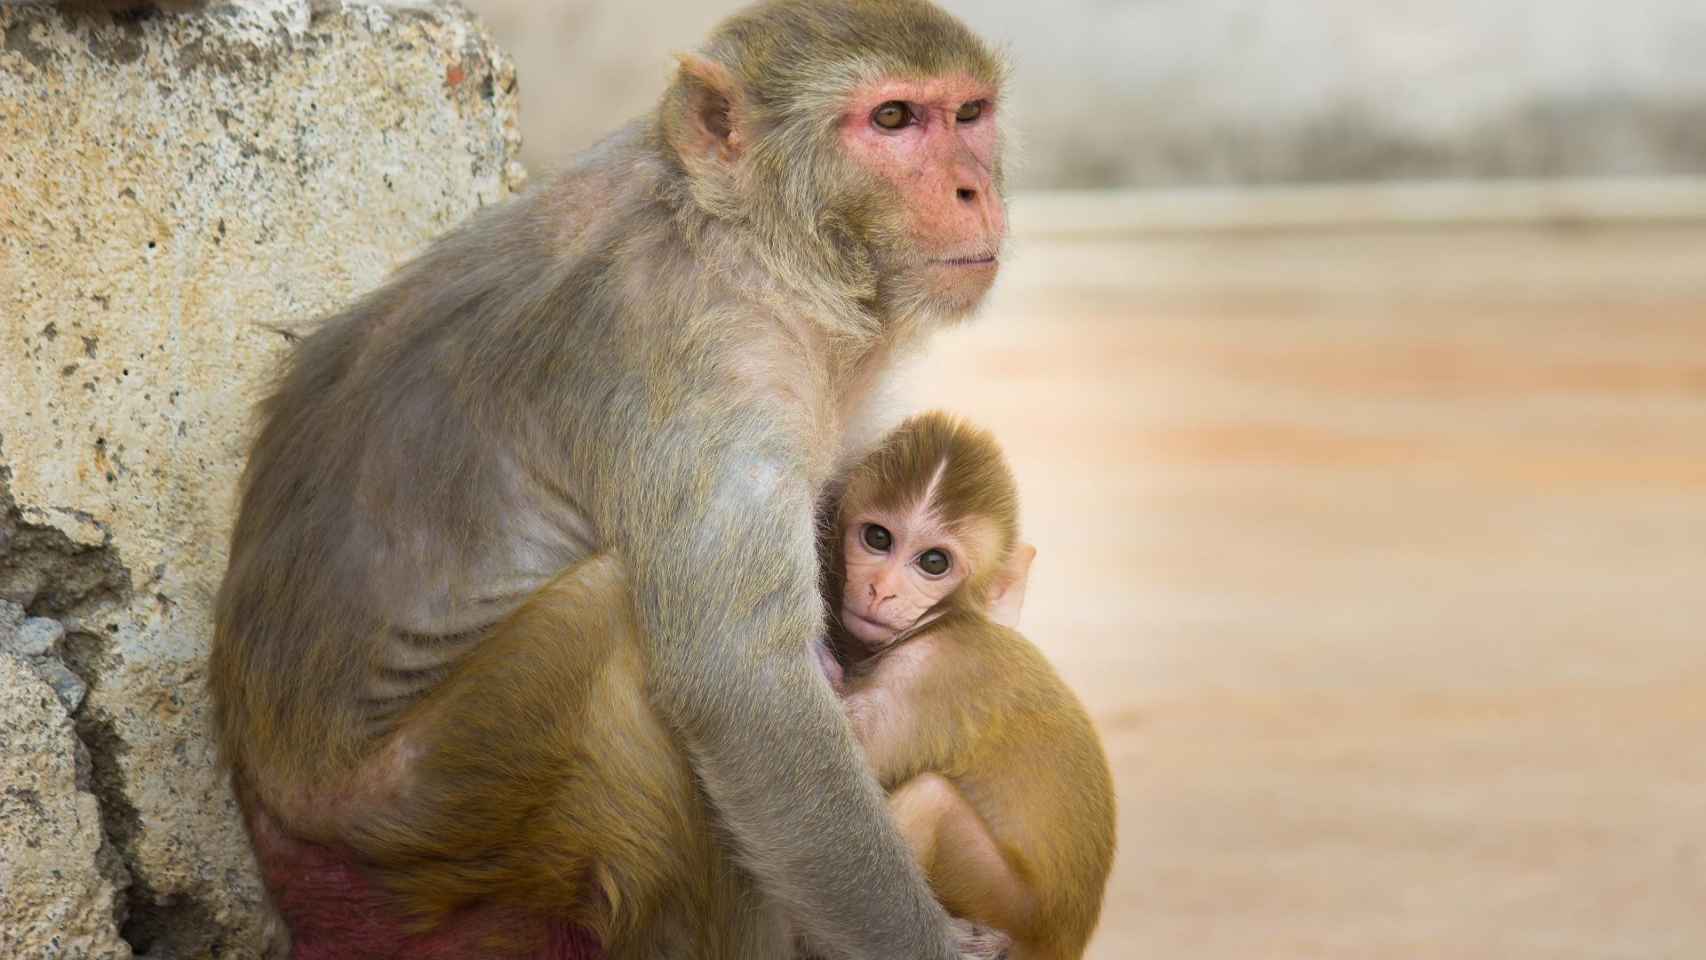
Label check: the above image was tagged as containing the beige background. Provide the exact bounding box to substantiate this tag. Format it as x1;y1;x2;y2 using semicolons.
908;200;1706;957
463;0;1706;188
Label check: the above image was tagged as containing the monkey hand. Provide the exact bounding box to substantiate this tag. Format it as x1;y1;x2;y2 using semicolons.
949;917;1013;960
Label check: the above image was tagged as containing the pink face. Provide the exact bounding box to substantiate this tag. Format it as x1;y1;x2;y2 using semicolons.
839;502;972;651
838;74;1007;310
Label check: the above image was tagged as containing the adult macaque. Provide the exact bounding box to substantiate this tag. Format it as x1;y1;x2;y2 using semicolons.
827;413;1117;960
210;0;1010;957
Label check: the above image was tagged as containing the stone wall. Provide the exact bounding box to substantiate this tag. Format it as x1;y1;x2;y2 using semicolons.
0;2;523;955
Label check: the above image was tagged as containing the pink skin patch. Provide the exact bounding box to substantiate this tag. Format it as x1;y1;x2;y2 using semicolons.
839;506;970;652
246;802;603;960
837;74;1007;302
813;633;846;692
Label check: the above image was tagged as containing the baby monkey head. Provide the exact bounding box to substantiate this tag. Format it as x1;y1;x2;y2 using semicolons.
834;411;1019;651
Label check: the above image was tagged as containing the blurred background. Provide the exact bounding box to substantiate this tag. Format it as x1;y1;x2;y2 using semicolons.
462;2;1706;956
467;0;1706;190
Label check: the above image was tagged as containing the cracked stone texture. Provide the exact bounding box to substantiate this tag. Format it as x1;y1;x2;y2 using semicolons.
0;1;523;954
3;611;87;710
0;654;131;960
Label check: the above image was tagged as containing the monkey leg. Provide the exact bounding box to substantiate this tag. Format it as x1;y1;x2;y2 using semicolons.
889;773;1038;953
241;781;604;960
346;554;784;959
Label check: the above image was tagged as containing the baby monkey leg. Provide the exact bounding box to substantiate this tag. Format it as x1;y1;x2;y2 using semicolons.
889;773;1038;948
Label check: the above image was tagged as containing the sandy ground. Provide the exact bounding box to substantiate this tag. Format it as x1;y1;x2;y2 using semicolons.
904;213;1706;958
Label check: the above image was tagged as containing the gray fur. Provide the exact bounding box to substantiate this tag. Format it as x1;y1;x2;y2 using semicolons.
210;2;1008;956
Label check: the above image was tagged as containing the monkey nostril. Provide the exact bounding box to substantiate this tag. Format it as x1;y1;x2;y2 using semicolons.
956;187;976;203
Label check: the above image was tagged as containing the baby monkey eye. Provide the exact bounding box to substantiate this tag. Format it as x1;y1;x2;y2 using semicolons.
862;524;893;551
917;549;951;577
871;101;914;130
955;100;985;123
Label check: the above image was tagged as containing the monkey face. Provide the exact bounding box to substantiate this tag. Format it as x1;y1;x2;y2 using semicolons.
838;504;972;650
837;74;1007;316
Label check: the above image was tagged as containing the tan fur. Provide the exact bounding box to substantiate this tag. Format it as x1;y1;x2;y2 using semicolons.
834;413;1118;960
209;2;1011;957
353;558;784;958
829;412;1021;612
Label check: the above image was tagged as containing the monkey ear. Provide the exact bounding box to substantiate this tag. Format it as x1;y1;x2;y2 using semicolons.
985;543;1036;630
666;53;747;167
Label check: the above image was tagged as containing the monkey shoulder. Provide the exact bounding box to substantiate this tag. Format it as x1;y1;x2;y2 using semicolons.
908;615;1108;791
944;623;1117;919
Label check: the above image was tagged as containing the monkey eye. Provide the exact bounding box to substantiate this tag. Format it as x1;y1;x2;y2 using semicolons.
871;101;915;131
917;549;951;578
955;100;985;123
862;524;893;552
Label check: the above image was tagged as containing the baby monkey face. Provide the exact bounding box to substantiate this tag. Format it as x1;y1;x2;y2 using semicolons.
839;502;971;650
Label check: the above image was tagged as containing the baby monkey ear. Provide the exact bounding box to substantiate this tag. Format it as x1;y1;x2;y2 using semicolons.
665;53;748;167
985;543;1037;630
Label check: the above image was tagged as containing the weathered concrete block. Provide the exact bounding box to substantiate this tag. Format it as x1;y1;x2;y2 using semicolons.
11;616;67;657
1;1;524;954
0;598;24;634
0;654;131;960
36;653;92;712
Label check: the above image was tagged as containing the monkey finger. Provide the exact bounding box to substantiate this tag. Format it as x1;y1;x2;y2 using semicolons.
948;916;1013;960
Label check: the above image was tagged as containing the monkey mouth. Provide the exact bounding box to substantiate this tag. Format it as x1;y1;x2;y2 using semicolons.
841;607;903;648
935;254;998;267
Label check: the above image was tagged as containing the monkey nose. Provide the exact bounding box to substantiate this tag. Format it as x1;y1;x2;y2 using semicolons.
866;582;896;607
952;179;1004;239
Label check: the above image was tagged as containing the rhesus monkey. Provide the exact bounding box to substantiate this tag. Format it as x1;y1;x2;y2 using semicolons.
826;413;1117;960
209;0;1012;958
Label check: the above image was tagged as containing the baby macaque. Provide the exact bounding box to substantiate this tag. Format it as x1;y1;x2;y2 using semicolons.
825;412;1117;960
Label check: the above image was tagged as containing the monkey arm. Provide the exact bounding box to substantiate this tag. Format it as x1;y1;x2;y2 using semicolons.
843;636;989;789
606;420;963;960
843;652;932;784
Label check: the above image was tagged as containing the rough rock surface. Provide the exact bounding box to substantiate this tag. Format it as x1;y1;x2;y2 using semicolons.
0;2;523;955
0;654;131;960
2;607;90;712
